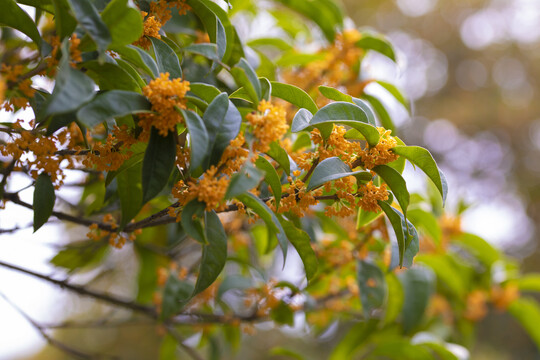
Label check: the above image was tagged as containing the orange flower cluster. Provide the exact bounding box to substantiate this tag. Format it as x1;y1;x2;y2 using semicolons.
87;214;141;248
311;126;362;166
0;76;5;103
324;176;357;217
218;133;249;176
491;283;519;311
359;127;399;169
0;64;35;111
463;290;488;322
83;126;136;171
356;181;388;213
246;100;288;153
139;72;190;136
134;0;190;49
271;178;321;217
45;34;82;74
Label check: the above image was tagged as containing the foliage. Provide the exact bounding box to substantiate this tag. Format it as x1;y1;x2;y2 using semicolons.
0;0;539;358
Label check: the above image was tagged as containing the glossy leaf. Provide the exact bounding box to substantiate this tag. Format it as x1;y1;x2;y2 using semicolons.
378;201;405;267
391;146;448;204
117;161;143;228
189;83;221;103
193;211;228;295
1;0;42;47
267;141;291;176
362;94;395;134
150;37;183;79
318;85;352;102
310;102;371;138
306;157;371;191
184;43;221;62
271;82;318;115
77;90;151;128
68;0;111;55
372;165;409;219
181;109;209;172
83;61;141;92
226;165;264;199
33;173;56;232
141;128;176;204
115;45;159;78
255;156;282;208
376;80;410;110
280;218;318;281
231;58;261;103
181;200;206;244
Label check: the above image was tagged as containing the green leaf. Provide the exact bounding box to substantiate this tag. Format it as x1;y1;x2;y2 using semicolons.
318;85;352;102
184;43;221;62
291;108;313;133
115;58;146;90
189;83;221;103
356;32;396;62
141;128;176;204
77;90;151;128
150;37;183;79
105;142;146;186
279;218;317;281
50;239;108;272
391;146;447;204
415;254;466;298
260;77;272;101
33;173;56;232
378;201;405;267
115;45;159;78
292;132;312;152
83;60;141;92
267;141;291;176
217;275;254;298
384;272;404;325
226;165;264;199
271;82;318;115
509;298;540;349
372;165;409;219
329;320;379;360
181;200;206;244
231;58;261;103
270;301;295;326
309;102;372;139
306;157;371;191
161;274;193;319
180;109;209;172
193;211;228;295
517;274;540;292
68;0;111;55
420;343;459;360
407;208;441;244
357;260;387;317
362;94;395;134
236;192;288;261
38;50;96;121
117;161;143;227
375;80;410;110
357;208;383;228
398;267;435;333
247;37;293;51
203;93;242;167
1;0;42;48
255;156;282;208
101;0;143;48
453;232;500;266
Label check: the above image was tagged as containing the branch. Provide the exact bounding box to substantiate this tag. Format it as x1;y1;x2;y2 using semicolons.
164;324;205;360
0;292;102;360
0;260;157;318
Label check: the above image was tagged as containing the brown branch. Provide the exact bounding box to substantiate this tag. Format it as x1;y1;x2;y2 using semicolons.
0;260;157;317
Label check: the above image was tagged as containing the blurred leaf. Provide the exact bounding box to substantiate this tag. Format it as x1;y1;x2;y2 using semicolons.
415;254;466;298
271;82;318;115
358;259;387;317
362;94;395;134
407;208;441;245
329;320;379;360
384;272;404;325
269;347;305;360
270;300;294;326
1;0;42;47
101;0;143;48
51;0;77;39
217;275;254;298
369;339;433;360
375;80;410;110
509;298;540;349
399;267;435;333
453;232;500;266
141;127;176;204
50;239;108;272
248;37;293;51
77;90;151;128
391;146;447;205
161;274;193;319
356;32;396;62
151;37;183;79
33;173;56;232
318;85;352;102
517;274;540;292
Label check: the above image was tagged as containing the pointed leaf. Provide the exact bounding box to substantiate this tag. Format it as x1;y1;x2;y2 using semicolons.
116;45;160;78
356;32;396;62
280;218;318;281
271;82;318;115
267;141;291;176
372;165;409;219
117;161;143;227
68;0;111;55
181;200;206;244
306;157;371;191
1;0;42;48
150;37;183;79
33;173;56;232
231;58;261;103
310;102;371;138
255;156;282;208
141;128;176;203
181;109;209;172
225;165;264;199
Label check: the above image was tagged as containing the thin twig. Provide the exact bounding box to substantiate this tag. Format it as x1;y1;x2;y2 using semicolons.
164;324;205;360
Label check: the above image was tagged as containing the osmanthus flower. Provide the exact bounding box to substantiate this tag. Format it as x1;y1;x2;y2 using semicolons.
463;290;489;322
356;181;389;213
491;283;520;311
358;127;400;169
311;125;362;166
246;100;288;153
139;72;190;137
83;125;137;172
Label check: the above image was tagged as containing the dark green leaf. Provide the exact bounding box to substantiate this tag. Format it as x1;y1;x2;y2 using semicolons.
279;218;317;281
357;259;387;317
77;90;151;128
141;128;176;203
1;0;42;47
150;37;183;79
83;60;141;92
306;157;371;191
189;82;221;103
203;93;242;167
270;300;294;326
181;200;206;244
193;211;228;295
161;274;193;318
68;0;111;55
115;45;159;78
181;109;209;172
231;58;261;103
101;0;143;48
226;165;263;199
255;156;282;208
184;43;221;62
117;160;143;227
372;165;409;219
33;173;56;232
398;267;435;333
51;0;77;39
271;82;318;115
115;58;146;90
391;146;447;204
378;201;405;267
